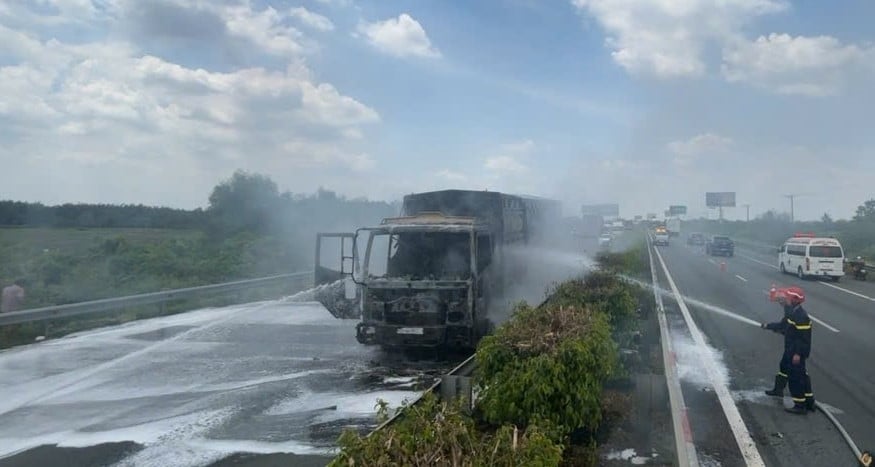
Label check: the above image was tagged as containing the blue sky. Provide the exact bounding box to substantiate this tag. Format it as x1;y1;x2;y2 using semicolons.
1;0;873;220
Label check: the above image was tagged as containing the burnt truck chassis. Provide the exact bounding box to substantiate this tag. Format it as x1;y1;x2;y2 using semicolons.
354;218;494;350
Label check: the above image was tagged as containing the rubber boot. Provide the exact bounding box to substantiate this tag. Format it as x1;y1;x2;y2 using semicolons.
805;396;816;412
785;403;807;415
765;374;787;397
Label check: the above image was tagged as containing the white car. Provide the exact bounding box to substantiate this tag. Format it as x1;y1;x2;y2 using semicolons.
778;234;844;281
598;234;613;248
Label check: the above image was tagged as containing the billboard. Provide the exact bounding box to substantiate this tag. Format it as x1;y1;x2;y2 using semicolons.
706;192;736;208
581;203;620;217
669;205;688;216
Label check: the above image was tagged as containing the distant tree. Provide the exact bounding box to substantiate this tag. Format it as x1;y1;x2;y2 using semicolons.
821;213;833;225
854;199;875;222
207;170;282;236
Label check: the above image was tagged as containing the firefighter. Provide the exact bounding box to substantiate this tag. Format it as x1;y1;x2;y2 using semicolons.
761;286;814;414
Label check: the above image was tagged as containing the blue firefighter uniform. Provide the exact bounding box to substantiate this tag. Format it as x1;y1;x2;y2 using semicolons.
763;303;814;413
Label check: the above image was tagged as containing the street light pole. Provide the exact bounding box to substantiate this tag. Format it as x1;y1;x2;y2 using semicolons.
742;204;751;222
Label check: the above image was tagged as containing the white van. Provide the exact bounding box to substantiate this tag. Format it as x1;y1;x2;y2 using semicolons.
778;234;844;281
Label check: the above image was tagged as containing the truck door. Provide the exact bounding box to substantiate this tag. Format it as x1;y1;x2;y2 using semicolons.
314;233;360;318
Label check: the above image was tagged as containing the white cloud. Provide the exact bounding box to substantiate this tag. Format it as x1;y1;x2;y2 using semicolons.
0;1;381;207
721;33;873;96
358;13;441;59
571;0;787;78
289;7;334;32
221;4;305;56
437;169;468;182
668;132;733;163
484;139;535;174
484;156;527;173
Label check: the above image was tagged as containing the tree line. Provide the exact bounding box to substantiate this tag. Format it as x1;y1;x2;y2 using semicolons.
1;170;399;310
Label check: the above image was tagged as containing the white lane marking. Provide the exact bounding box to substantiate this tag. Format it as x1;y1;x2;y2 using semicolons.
808;313;841;333
820;281;875;302
739;254;779;270
653;247;766;467
735;275;748;282
647;237;700;467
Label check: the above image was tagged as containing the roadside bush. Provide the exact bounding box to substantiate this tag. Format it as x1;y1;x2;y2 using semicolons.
475;302;616;437
331;392;563;467
548;272;638;337
595;242;649;278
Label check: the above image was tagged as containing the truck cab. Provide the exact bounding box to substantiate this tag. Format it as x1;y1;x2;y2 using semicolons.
354;213;495;349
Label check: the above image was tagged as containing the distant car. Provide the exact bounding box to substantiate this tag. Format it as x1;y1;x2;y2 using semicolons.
706;236;734;257
687;232;706;246
598;234;613;248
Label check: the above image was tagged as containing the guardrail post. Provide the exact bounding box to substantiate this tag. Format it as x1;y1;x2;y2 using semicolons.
440;375;473;413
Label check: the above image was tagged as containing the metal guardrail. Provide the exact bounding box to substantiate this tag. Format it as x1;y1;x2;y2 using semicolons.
0;271;313;326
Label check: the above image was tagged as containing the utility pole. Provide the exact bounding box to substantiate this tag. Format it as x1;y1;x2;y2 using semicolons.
742;204;751;222
783;193;813;223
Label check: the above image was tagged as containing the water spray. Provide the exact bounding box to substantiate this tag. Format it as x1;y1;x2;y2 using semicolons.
619;275;761;328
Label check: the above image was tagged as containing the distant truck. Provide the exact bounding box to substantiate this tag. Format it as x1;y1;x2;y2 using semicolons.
315;190;561;350
580;214;604;238
666;217;681;237
653;226;670;246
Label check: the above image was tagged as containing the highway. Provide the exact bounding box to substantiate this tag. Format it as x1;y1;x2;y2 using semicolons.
652;238;874;466
0;297;449;467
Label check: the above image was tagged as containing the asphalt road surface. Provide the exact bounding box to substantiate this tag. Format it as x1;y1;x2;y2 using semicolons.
652;238;873;466
0;299;450;467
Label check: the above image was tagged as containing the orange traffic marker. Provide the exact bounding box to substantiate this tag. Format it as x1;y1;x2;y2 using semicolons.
769;284;777;302
720;261;727;272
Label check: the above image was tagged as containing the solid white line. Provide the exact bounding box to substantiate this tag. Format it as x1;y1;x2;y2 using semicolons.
647;237;700;467
820;281;875;302
739;254;779;270
735;275;748;282
809;313;841;333
653;246;766;466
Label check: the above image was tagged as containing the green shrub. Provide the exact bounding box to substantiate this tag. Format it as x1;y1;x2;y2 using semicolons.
475;302;616;437
331;392;563;467
548;272;638;336
594;243;648;278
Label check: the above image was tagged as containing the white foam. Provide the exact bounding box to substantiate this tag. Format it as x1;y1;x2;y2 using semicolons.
0;408;234;458
604;448;656;464
672;331;731;390
266;389;419;421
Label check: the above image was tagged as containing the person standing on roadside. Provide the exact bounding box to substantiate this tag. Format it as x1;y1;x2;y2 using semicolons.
761;286;814;414
1;279;26;313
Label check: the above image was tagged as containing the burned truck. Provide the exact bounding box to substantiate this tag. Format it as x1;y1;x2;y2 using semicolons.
315;190;561;350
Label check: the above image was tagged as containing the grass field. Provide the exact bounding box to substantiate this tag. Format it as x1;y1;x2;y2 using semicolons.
0;227;201;254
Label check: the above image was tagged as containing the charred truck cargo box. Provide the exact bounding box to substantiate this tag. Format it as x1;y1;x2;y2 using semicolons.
314;190;562;350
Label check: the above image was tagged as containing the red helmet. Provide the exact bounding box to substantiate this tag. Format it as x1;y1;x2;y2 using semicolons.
783;286;805;305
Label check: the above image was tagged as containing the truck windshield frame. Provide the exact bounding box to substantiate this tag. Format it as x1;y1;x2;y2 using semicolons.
364;229;475;281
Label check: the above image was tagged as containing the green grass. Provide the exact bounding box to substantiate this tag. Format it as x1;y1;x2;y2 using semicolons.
0;226;201;254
